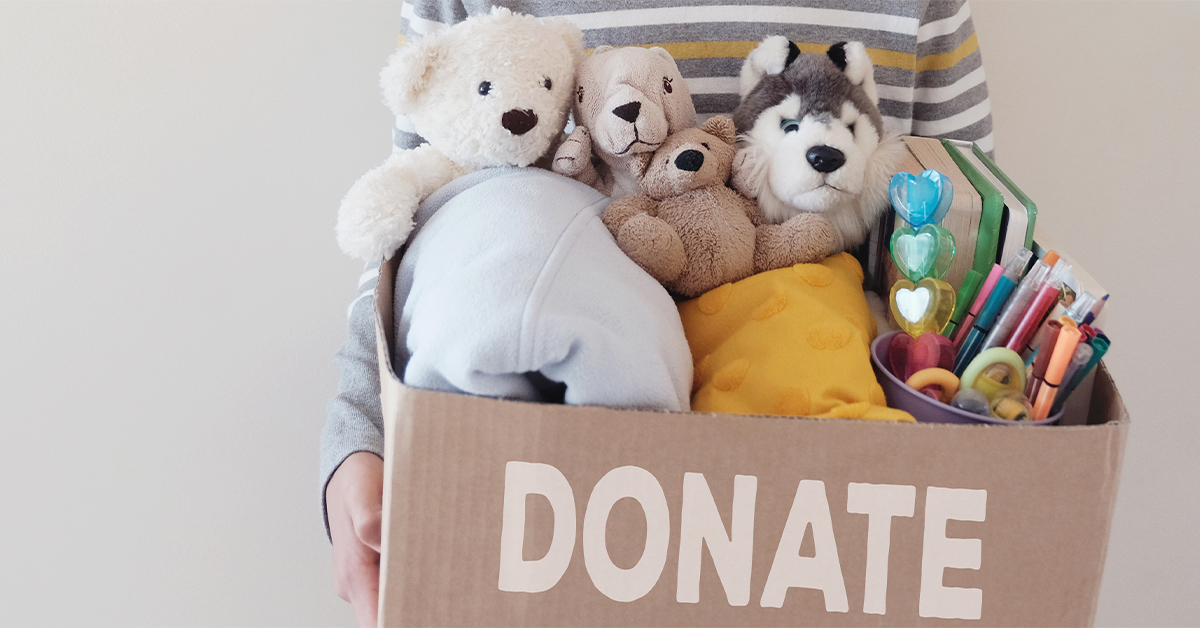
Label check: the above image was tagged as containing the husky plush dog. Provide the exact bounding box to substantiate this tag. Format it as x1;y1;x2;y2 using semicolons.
732;38;905;255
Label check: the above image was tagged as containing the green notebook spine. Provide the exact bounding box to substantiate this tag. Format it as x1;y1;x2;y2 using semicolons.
971;144;1038;250
941;139;1003;275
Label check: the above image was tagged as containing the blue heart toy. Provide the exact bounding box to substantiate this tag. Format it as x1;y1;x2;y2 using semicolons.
889;169;954;228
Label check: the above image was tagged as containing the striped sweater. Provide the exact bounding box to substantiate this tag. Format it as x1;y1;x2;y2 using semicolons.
394;0;994;152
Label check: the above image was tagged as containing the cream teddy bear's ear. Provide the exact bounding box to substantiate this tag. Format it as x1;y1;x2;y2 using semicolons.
700;115;738;145
543;17;585;65
379;34;445;117
826;41;879;105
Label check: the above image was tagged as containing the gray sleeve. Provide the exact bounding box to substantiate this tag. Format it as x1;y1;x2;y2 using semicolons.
319;262;385;537
911;0;995;154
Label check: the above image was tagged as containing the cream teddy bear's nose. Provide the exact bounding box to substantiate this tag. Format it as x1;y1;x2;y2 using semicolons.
502;109;538;135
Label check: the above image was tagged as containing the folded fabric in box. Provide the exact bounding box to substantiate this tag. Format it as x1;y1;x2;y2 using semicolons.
392;167;693;411
679;253;914;421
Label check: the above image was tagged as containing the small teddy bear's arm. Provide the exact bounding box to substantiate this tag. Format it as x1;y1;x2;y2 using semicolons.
552;126;600;183
753;212;839;273
601;193;658;235
602;195;686;284
336;145;468;262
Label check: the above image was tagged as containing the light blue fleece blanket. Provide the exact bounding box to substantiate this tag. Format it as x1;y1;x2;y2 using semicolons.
393;166;692;410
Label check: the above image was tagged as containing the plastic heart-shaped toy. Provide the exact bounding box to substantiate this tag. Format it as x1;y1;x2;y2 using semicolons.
889;277;956;337
889;169;954;228
890;223;956;281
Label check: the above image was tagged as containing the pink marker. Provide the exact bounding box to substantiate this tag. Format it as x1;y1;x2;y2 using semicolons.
953;263;1003;348
1006;260;1072;354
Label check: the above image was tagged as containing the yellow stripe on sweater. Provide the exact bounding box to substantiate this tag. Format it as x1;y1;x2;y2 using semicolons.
914;33;979;72
588;40;915;70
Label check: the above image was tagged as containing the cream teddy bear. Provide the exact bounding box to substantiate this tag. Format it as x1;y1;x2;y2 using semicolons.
335;8;584;262
551;45;697;199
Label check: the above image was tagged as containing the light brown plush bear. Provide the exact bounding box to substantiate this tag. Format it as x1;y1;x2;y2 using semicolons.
552;46;697;199
600;116;826;299
604;116;839;298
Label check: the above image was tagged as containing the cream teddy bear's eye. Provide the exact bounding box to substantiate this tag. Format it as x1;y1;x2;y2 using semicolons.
663;77;673;94
478;81;491;96
543;77;553;90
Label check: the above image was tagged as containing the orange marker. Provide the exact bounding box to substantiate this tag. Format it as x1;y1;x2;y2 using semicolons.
1041;250;1060;268
1032;325;1083;420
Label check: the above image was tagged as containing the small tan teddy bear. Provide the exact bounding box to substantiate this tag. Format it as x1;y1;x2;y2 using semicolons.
603;116;839;297
602;115;832;299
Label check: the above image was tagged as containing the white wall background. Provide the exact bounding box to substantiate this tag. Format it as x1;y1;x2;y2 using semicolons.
0;1;1194;625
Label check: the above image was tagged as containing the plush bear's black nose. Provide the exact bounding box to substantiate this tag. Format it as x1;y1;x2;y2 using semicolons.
502;109;538;135
806;145;845;173
612;101;641;123
674;149;704;172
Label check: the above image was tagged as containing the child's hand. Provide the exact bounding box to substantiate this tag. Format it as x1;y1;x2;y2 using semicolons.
326;452;384;627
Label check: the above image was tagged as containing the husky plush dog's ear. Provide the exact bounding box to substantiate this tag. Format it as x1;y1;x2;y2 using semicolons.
826;41;879;105
738;35;801;99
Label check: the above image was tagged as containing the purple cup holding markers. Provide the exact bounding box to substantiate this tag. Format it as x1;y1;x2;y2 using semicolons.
871;331;1061;425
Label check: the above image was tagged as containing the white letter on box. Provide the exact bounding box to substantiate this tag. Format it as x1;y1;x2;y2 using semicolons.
583;466;671;602
919;486;987;620
846;482;916;615
676;473;757;606
760;480;849;612
497;461;577;593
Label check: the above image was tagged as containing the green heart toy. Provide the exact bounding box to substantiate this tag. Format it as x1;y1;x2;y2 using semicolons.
890;223;956;282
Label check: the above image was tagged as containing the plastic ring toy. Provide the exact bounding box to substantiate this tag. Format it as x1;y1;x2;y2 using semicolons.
960;347;1027;395
905;368;960;404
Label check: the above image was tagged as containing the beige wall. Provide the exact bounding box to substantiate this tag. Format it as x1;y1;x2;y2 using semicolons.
0;1;1195;625
971;2;1200;624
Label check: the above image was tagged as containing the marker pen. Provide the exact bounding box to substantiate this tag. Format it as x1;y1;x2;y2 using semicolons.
1056;343;1094;407
944;269;984;340
1005;260;1072;355
1064;291;1099;326
1053;334;1111;415
1032;325;1083;420
954;248;1033;376
1025;319;1063;400
1082;294;1109;326
980;260;1051;351
953;264;1003;348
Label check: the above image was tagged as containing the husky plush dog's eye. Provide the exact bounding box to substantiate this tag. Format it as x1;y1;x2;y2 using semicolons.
780;118;800;133
847;122;856;136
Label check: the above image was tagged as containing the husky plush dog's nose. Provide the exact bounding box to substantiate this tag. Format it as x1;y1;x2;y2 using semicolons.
674;149;704;172
502;109;538;135
806;146;845;173
612;101;642;123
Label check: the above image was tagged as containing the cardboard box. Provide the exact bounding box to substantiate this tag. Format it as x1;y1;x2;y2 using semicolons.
373;256;1128;627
